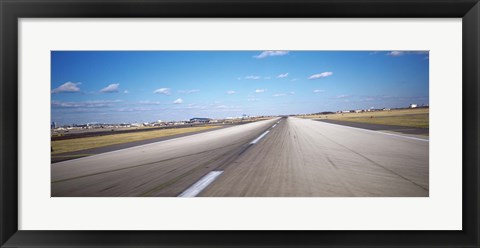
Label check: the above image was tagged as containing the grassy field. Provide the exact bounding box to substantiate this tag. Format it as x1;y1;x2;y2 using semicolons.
51;125;220;154
299;108;429;128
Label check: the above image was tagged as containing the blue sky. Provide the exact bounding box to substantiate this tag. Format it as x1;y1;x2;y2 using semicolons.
51;51;429;124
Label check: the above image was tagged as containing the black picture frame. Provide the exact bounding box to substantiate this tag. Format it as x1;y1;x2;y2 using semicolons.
1;0;479;247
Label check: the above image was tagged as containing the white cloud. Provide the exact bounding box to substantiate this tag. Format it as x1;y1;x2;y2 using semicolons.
291;78;299;82
226;90;236;95
273;93;287;97
254;51;289;59
153;88;171;95
181;103;207;110
51;100;121;108
277;73;289;78
139;100;162;105
387;51;404;56
100;83;120;93
336;94;349;99
289;91;295;95
313;89;325;93
117;107;152;112
308;72;333;80
178;89;200;94
255;89;266;93
51;82;81;94
209;105;243;112
123;90;129;94
388;51;428;57
173;98;183;104
245;75;260;80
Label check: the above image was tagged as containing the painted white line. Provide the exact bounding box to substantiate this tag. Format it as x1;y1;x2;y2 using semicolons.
250;130;270;144
178;171;223;197
317;120;429;142
272;124;277;128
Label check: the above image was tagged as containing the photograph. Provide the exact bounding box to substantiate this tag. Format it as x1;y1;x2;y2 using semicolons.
50;50;429;197
3;0;477;246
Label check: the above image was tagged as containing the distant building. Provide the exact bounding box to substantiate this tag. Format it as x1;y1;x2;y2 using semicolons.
410;104;418;108
190;117;210;123
51;121;57;129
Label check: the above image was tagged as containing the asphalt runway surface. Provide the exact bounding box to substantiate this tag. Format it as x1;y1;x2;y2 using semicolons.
52;117;429;197
51;125;231;163
317;119;429;136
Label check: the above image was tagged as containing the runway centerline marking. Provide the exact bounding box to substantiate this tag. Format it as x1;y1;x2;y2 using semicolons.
178;171;223;197
272;124;277;128
250;130;270;144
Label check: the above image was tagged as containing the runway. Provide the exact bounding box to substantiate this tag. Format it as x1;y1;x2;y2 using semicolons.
52;117;428;197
